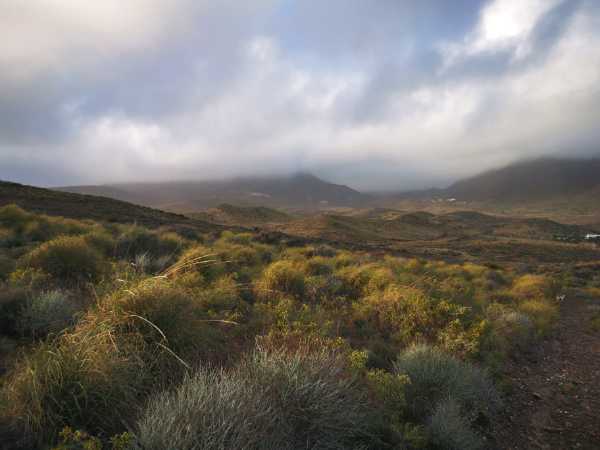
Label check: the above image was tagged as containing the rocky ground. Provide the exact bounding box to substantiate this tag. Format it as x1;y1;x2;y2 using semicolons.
493;293;600;449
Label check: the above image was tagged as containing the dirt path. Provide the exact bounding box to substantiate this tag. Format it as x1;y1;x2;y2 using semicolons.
493;294;600;449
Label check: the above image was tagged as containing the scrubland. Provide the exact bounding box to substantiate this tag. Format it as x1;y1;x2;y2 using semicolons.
0;204;564;449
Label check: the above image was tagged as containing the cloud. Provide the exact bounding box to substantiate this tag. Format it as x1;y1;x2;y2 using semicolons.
0;0;599;191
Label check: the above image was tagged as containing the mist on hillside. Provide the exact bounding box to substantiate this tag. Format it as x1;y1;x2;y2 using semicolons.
1;1;600;190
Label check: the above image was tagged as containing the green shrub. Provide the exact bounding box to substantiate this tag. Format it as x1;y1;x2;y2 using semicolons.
335;265;372;298
0;204;31;232
51;427;135;450
8;267;51;290
4;334;150;444
353;285;470;350
3;280;222;444
303;256;333;276
486;304;534;353
171;245;226;283
113;281;229;361
18;290;77;338
394;344;497;422
21;236;106;283
518;299;558;336
115;227;186;261
427;399;483;450
84;230;116;256
136;346;370;450
217;231;254;245
259;260;305;300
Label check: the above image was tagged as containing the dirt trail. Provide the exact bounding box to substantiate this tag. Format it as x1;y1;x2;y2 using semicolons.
493;294;600;449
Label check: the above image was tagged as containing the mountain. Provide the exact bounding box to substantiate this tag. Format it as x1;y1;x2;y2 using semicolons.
59;173;369;211
0;180;219;231
445;157;600;202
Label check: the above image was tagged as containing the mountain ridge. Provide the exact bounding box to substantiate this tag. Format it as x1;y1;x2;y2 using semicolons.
58;172;370;210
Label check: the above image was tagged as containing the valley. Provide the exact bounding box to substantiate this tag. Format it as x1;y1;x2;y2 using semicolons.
1;157;599;449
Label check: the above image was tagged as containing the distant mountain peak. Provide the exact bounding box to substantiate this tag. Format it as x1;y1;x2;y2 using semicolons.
58;172;367;210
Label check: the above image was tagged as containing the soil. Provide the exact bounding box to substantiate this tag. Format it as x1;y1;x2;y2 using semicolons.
493;293;600;449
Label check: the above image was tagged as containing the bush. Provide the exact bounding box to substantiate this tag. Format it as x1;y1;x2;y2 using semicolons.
3;334;150;444
21;236;106;284
115;227;185;260
136;346;370;450
352;285;470;350
259;260;305;300
18;290;77;338
427;399;483;450
511;274;551;300
113;281;229;361
171;245;226;283
486;304;534;353
0;204;31;232
303;256;333;276
518;299;558;336
394;344;497;422
0;254;14;280
0;287;29;336
83;230;116;256
2;280;225;444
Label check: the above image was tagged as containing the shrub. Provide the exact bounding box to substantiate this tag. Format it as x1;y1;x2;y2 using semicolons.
303;256;333;276
21;236;106;283
259;260;305;300
136;346;370;450
511;274;551;300
335;265;372;298
0;204;31;232
3;333;150;444
18;290;77;338
394;344;497;422
0;254;14;280
486;304;535;352
171;245;226;283
3;280;228;444
352;285;470;350
113;281;229;361
427;399;483;450
0;287;29;336
218;231;254;246
518;299;558;336
84;230;116;256
115;227;185;260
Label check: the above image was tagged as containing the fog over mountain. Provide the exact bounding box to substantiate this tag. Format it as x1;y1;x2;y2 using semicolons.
1;1;600;190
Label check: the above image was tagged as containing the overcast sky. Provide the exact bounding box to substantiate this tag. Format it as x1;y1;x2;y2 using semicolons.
1;0;599;191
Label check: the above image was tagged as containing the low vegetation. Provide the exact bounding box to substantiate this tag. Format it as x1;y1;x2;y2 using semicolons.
0;204;564;449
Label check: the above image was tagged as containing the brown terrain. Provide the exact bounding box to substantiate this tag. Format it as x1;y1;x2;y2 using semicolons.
494;292;600;449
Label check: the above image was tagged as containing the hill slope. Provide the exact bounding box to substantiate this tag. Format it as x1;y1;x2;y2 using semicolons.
59;173;369;211
0;180;219;231
446;157;600;202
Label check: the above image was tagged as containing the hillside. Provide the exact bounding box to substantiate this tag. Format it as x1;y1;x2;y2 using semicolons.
191;204;292;226
59;173;370;211
446;157;600;202
276;209;588;243
0;180;219;231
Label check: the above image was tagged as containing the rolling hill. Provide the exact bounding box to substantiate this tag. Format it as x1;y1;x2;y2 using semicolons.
0;180;220;231
190;204;293;226
59;173;370;211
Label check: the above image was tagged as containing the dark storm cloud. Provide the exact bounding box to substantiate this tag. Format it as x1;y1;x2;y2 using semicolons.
0;0;599;190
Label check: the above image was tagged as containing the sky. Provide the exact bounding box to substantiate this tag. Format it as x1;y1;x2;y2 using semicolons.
1;0;599;191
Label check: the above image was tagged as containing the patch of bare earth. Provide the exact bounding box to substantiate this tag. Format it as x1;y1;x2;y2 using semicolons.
493;294;600;449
